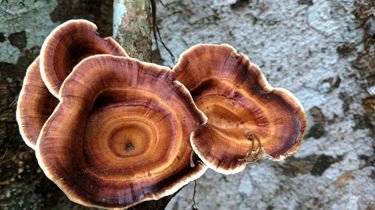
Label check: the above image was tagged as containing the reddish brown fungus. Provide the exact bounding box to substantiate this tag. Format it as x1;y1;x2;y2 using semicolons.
173;44;306;174
36;55;207;209
40;19;127;97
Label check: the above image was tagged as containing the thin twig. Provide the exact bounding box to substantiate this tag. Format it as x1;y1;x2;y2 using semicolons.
8;98;18;108
158;0;167;7
150;0;175;63
191;180;198;210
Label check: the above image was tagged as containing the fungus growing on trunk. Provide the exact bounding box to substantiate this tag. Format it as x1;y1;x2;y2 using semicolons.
36;55;207;209
173;44;306;174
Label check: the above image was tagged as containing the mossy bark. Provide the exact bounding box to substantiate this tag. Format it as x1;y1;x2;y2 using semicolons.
113;0;152;62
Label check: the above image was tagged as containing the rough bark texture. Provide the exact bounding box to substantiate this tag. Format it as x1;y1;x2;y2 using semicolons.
153;0;375;209
113;0;152;62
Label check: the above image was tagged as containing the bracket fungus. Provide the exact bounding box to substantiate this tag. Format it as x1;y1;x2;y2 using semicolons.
17;20;127;149
172;44;306;174
40;19;127;97
36;55;207;209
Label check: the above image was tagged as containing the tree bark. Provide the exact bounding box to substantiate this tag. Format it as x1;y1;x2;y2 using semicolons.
113;0;152;62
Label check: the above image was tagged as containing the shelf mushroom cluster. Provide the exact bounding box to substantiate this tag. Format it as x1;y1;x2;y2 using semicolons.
17;20;306;209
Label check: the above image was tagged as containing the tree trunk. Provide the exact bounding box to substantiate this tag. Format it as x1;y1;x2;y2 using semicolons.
113;0;152;62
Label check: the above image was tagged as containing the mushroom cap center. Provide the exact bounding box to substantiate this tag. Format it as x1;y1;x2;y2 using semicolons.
107;120;153;156
82;89;178;177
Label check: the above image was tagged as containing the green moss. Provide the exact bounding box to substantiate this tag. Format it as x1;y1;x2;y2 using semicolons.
138;18;150;37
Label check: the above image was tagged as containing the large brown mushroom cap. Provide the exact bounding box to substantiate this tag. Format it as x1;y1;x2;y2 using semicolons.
36;55;207;209
40;19;127;97
16;57;59;149
173;44;306;174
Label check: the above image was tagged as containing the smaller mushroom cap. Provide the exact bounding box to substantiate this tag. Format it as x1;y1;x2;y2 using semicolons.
16;57;59;149
173;44;306;174
36;55;207;209
40;19;128;97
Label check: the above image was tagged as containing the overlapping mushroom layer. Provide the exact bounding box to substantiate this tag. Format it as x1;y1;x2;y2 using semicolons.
16;57;59;149
40;19;127;97
36;55;207;209
173;44;306;174
16;20;127;149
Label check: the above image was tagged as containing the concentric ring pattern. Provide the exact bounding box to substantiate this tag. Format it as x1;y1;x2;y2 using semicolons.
173;44;306;174
36;55;207;209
